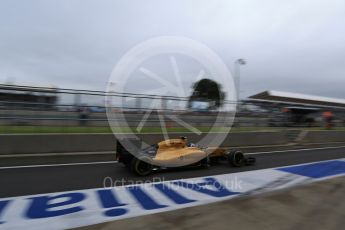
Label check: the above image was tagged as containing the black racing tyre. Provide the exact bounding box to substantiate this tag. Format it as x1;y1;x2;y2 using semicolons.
130;157;153;176
227;150;245;167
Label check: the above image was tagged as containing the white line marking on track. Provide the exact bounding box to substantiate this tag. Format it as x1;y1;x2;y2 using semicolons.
247;145;345;155
0;161;118;170
0;145;344;170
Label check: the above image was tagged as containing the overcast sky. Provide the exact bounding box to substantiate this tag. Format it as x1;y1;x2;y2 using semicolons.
0;0;344;100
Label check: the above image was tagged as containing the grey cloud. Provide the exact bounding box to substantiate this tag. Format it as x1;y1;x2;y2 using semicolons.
0;0;344;99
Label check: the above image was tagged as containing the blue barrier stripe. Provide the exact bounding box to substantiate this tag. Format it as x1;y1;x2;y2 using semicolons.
277;160;345;178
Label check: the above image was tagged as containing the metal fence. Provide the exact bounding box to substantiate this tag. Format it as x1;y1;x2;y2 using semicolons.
0;84;344;133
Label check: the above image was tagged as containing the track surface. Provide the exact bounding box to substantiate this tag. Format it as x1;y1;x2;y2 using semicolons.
0;147;344;198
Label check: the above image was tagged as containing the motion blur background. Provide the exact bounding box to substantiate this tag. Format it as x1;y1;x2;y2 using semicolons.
0;83;344;134
1;0;345;134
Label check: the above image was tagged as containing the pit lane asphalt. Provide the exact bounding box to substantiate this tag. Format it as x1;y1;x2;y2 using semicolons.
0;146;344;198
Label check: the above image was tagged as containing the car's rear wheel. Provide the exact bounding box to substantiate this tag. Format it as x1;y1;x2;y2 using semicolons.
228;150;245;167
130;157;153;176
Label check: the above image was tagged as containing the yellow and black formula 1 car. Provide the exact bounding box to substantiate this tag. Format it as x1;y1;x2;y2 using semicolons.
116;136;255;176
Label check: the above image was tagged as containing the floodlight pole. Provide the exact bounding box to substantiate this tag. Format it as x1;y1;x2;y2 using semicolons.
234;59;246;109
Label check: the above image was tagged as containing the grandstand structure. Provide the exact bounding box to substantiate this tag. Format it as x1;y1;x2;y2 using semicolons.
247;90;345;127
248;90;345;109
0;84;58;108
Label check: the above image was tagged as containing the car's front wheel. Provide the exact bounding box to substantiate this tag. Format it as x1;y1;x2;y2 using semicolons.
227;150;245;167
